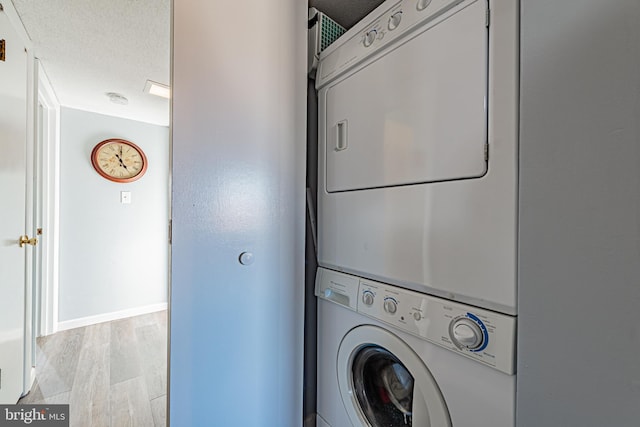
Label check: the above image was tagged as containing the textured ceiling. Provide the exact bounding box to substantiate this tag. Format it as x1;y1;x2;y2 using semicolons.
11;0;170;126
309;0;386;29
9;0;380;127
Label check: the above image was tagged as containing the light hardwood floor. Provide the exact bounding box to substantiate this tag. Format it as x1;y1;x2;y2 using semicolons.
19;310;167;427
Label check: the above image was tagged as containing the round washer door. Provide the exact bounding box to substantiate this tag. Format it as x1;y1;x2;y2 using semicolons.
337;325;452;427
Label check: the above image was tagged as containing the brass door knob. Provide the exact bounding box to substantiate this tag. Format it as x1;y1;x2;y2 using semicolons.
19;235;38;247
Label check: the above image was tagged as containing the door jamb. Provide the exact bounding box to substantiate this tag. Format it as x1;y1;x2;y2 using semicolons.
34;60;61;338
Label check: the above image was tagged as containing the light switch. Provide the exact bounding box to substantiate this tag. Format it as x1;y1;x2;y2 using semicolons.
121;191;132;204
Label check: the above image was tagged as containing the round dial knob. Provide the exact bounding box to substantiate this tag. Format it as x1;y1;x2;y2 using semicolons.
383;298;397;314
417;0;432;11
413;311;422;321
451;318;484;350
362;291;374;306
363;30;377;47
388;11;402;30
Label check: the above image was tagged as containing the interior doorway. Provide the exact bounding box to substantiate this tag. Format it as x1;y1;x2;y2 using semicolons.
7;2;171;423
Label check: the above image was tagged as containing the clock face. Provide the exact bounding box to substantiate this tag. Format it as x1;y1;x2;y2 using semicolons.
91;139;148;183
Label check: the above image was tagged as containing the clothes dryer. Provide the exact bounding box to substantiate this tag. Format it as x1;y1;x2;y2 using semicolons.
315;268;516;427
316;0;519;314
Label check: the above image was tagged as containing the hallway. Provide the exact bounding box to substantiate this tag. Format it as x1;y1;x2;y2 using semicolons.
19;311;167;426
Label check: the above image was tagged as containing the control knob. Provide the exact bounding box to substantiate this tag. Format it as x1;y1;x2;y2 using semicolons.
417;0;432;11
362;291;374;306
450;318;484;350
383;298;397;314
388;11;402;30
363;29;377;47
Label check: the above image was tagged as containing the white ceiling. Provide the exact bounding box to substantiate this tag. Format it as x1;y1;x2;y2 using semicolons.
9;0;381;128
11;0;170;126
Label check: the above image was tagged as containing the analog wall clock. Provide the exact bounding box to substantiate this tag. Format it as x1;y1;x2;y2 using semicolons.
91;138;148;183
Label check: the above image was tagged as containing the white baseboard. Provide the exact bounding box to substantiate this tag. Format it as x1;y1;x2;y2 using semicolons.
21;367;36;398
56;302;168;332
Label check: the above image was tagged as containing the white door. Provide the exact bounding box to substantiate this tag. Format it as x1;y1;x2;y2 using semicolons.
0;9;28;404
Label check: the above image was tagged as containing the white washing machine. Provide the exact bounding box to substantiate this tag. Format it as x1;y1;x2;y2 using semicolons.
315;0;519;315
315;267;516;427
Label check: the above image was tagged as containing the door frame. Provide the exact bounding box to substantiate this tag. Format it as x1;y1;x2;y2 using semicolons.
34;60;61;338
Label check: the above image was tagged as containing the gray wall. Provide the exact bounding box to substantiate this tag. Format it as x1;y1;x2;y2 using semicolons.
58;107;169;323
170;0;306;426
518;1;640;425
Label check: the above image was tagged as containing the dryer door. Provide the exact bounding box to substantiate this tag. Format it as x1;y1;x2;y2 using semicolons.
323;0;488;193
337;325;452;427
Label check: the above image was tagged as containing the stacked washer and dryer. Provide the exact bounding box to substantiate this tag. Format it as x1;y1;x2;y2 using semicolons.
314;0;519;426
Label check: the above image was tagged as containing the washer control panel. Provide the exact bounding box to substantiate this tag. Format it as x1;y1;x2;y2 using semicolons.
316;0;470;87
357;279;516;374
314;268;360;311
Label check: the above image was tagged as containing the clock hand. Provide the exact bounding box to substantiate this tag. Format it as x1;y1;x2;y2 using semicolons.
115;153;129;170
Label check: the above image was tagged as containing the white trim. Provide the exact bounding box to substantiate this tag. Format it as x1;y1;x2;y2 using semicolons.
1;1;33;49
36;61;61;107
57;303;168;332
35;60;61;337
22;32;37;399
28;367;36;391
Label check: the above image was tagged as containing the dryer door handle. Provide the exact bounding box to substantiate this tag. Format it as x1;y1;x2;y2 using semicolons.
336;120;348;151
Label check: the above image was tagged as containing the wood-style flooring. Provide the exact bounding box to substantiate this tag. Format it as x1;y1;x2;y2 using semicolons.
19;310;167;427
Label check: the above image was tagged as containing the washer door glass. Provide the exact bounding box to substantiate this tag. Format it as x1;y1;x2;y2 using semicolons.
338;325;452;427
352;345;414;426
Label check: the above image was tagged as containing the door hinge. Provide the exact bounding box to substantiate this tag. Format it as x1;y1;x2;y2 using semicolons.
484;142;489;161
0;39;6;62
486;8;491;28
168;220;172;245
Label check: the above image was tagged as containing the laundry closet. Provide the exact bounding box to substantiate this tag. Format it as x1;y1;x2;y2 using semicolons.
168;1;640;426
308;1;516;425
305;0;640;426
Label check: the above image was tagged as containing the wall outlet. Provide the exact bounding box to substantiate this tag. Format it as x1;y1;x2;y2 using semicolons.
120;191;132;204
